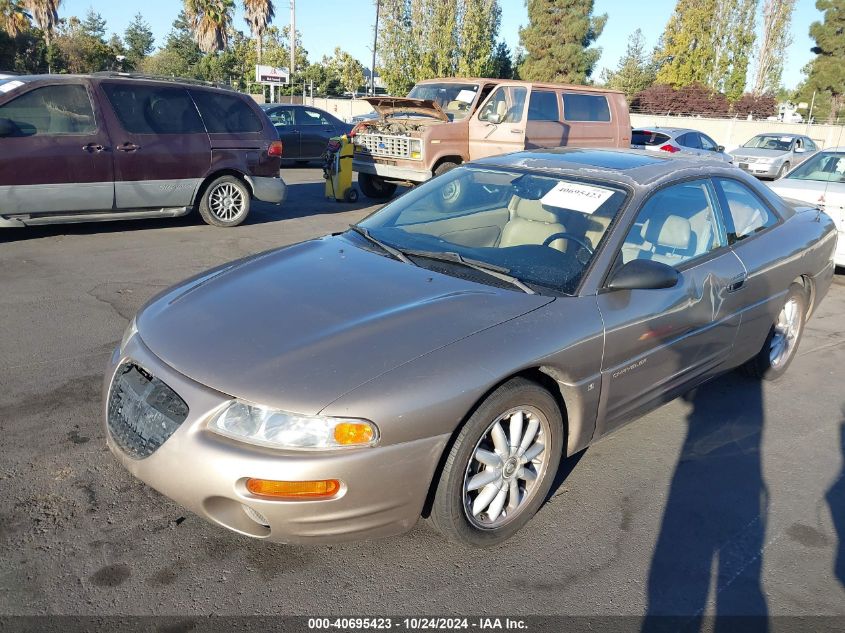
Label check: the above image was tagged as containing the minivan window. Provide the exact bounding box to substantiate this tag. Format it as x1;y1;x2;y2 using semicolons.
190;90;263;134
562;93;611;122
103;83;204;134
527;91;560;121
0;84;95;137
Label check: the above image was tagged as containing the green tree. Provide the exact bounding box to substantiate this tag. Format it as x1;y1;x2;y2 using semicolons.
24;0;60;47
124;13;154;68
80;8;105;39
243;0;273;63
655;0;718;87
489;40;513;79
802;0;845;123
53;13;114;73
456;0;500;77
412;0;458;79
184;0;234;53
716;0;757;101
519;0;607;84
0;0;31;36
377;0;416;94
327;47;366;95
753;0;796;95
602;28;657;98
139;11;201;77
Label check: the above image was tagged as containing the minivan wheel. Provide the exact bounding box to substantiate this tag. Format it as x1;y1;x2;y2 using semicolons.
358;173;397;200
199;176;251;227
742;282;807;380
429;378;563;547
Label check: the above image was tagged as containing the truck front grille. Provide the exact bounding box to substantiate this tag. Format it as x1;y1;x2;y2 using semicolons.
354;133;411;159
107;363;189;459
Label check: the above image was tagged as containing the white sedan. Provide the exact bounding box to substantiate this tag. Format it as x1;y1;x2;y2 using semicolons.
768;148;845;267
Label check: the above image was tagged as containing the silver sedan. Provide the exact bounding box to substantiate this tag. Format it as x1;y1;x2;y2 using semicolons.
730;133;818;179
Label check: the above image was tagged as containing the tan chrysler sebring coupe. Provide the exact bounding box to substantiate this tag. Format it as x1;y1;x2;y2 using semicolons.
105;148;838;547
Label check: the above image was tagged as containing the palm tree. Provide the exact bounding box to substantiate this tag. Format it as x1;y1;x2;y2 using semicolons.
0;0;31;36
23;0;59;45
243;0;273;63
184;0;234;54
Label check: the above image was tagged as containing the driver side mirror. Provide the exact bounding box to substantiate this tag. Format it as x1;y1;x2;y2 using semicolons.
0;117;16;137
607;259;680;291
794;146;806;153
716;145;725;153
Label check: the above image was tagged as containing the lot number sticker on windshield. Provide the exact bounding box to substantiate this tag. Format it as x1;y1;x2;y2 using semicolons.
0;80;23;93
456;89;477;103
541;182;614;213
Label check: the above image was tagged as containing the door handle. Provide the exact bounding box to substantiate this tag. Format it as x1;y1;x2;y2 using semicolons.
727;273;747;293
117;142;140;152
82;143;107;153
510;128;524;134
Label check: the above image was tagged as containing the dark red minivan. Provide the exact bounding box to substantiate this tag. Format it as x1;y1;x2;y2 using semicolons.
0;73;286;228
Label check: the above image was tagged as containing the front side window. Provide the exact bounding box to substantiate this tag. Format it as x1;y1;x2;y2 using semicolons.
267;107;294;126
804;137;817;152
297;108;330;126
0;84;95;137
716;178;778;243
190;90;262;133
700;134;718;151
103;83;204;134
527;91;560;121
786;152;845;183
562;93;610;122
677;132;701;149
620;180;725;267
478;86;527;124
356;166;627;294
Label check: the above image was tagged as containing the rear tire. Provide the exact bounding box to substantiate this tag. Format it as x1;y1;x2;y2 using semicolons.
198;175;251;227
358;173;397;200
741;282;807;380
429;378;564;547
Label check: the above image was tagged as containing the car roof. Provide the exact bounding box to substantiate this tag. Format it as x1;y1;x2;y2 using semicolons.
471;147;738;187
633;127;699;136
3;73;236;94
748;132;803;138
414;76;624;95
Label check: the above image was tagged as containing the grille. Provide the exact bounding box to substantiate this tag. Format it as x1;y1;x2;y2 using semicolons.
107;363;189;459
355;133;411;159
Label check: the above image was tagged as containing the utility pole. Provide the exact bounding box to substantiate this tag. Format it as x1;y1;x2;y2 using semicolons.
371;0;380;96
290;0;296;87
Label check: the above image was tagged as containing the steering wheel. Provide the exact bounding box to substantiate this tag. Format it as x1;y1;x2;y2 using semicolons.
541;232;594;254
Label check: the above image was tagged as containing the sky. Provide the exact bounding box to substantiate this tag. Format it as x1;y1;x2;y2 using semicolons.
61;0;822;90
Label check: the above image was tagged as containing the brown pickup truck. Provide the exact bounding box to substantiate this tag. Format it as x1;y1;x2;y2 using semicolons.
351;77;631;199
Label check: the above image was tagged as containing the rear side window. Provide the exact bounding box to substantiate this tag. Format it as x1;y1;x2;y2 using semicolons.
527;91;560;121
103;83;204;134
191;90;262;133
677;132;702;149
0;84;95;136
563;93;610;122
716;178;779;243
266;107;293;126
632;130;670;146
297;108;331;126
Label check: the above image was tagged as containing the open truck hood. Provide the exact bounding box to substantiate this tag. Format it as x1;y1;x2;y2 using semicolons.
362;96;449;122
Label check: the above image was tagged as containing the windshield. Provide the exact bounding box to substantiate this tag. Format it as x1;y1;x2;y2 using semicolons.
786;152;845;183
355;166;628;295
742;135;794;151
407;82;480;120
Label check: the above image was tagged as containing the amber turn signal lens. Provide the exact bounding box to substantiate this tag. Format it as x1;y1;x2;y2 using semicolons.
246;478;341;499
334;422;375;446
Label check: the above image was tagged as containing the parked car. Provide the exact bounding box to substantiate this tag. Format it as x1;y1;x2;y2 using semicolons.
350;110;378;123
768;148;845;267
261;103;353;164
0;73;285;228
105;148;836;547
351;78;631;200
631;127;732;162
729;133;818;180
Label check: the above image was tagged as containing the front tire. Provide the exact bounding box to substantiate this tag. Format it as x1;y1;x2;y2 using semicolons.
429;378;564;547
742;282;807;380
776;162;790;179
198;175;251;227
358;173;397;200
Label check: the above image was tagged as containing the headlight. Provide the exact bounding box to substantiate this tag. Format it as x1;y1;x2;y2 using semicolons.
208;401;379;450
409;138;422;160
120;316;138;352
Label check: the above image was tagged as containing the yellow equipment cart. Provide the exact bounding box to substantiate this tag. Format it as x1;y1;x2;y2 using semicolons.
323;135;358;203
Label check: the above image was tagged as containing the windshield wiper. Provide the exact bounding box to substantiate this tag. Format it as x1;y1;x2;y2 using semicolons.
403;249;535;295
348;225;415;266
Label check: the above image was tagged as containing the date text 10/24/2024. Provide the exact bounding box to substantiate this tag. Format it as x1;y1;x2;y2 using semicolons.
307;618;529;631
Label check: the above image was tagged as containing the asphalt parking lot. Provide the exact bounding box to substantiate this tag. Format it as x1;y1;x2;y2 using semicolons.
1;166;844;619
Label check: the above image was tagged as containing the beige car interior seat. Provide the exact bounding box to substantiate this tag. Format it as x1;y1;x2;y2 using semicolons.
500;197;568;251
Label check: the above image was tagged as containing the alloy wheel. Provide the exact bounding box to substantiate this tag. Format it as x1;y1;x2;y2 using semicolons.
769;296;801;369
208;183;246;222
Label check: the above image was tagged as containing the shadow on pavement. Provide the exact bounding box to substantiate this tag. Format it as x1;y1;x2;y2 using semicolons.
643;373;769;633
827;407;845;590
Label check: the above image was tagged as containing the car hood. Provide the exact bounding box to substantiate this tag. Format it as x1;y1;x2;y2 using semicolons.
136;236;552;414
730;147;788;159
362;96;450;122
769;178;845;209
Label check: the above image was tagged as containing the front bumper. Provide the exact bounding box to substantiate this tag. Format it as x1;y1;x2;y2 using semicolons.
352;158;431;183
246;175;287;205
735;161;780;178
103;335;448;544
